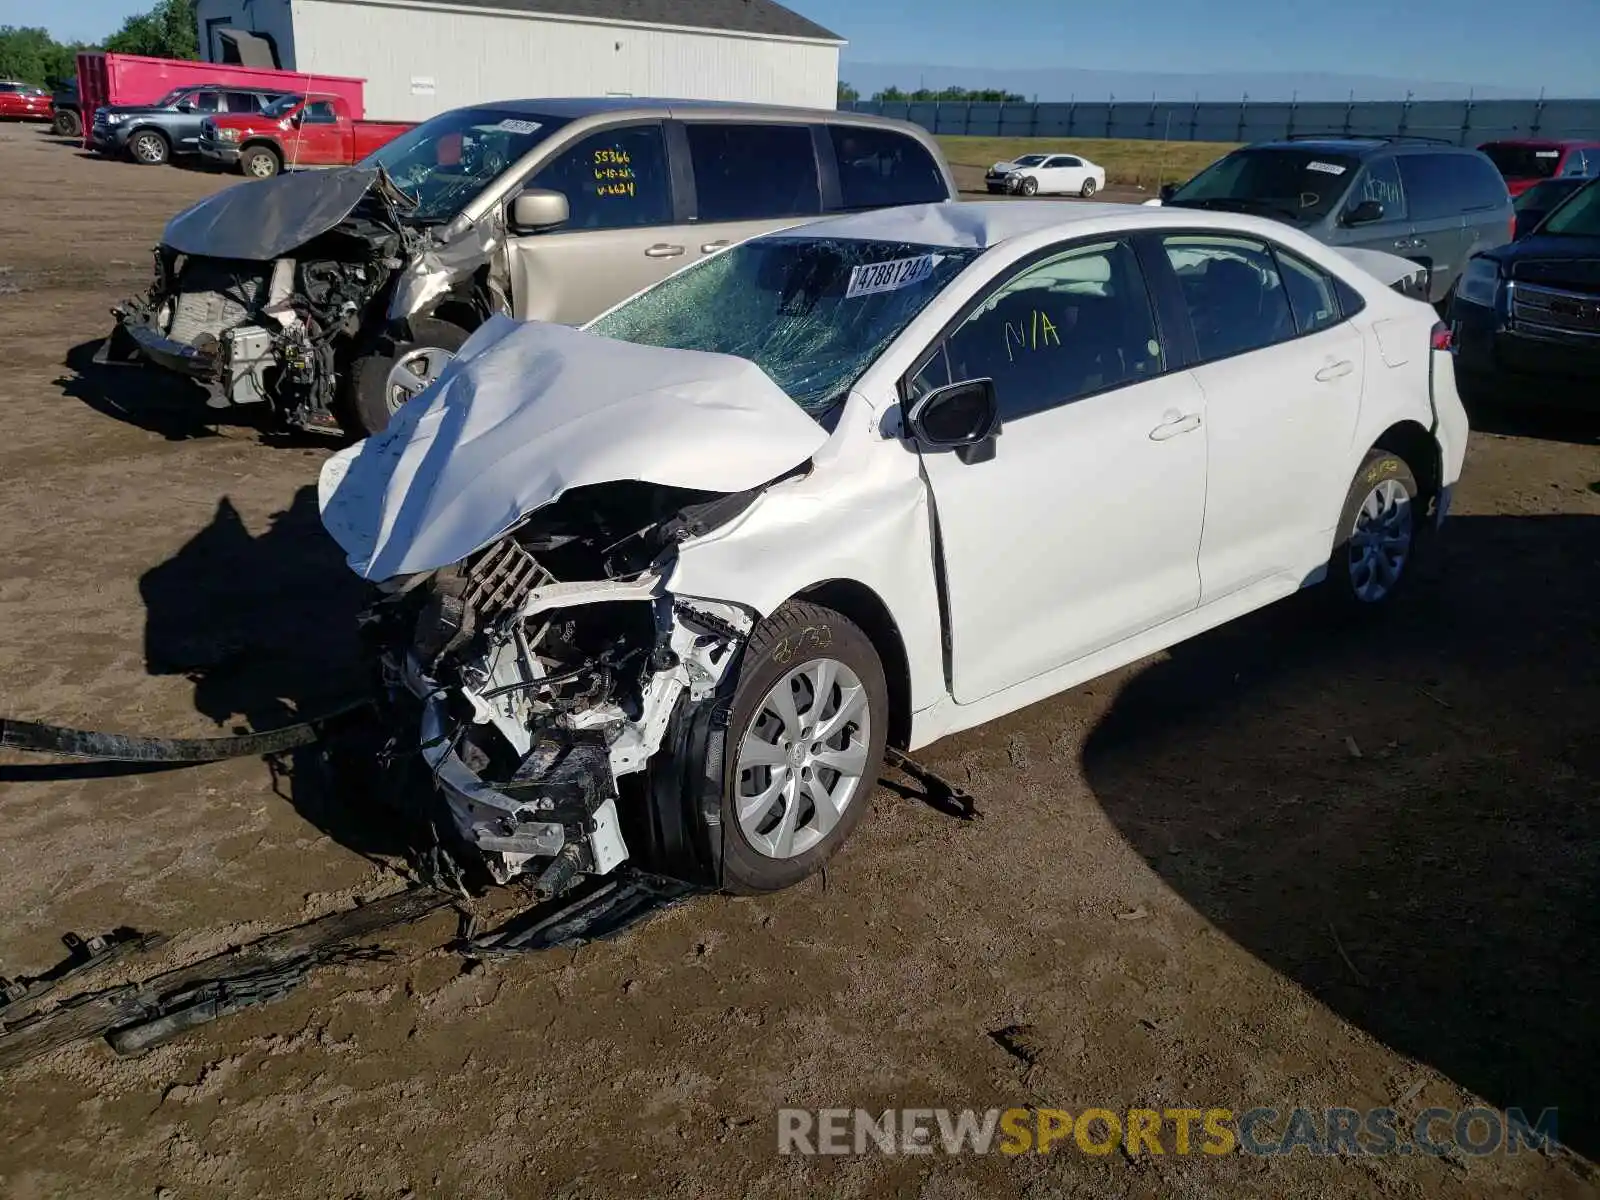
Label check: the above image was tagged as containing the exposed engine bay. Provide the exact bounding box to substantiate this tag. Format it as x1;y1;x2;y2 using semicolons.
104;167;506;436
362;482;762;893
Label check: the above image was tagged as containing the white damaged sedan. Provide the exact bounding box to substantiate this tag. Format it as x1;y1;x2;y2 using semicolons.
319;202;1468;896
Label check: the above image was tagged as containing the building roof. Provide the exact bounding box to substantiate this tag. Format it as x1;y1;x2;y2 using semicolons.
354;0;842;41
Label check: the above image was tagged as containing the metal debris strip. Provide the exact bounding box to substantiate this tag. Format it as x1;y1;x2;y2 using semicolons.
0;929;168;1022
885;746;981;820
468;870;705;956
0;698;373;763
0;888;452;1071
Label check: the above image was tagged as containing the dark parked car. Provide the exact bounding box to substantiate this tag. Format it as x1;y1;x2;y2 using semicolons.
1512;175;1596;239
49;77;80;138
1158;136;1513;307
91;84;285;165
1452;176;1600;405
1478;139;1600;197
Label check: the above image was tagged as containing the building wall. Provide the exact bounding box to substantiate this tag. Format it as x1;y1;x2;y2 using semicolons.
287;0;840;120
194;0;299;70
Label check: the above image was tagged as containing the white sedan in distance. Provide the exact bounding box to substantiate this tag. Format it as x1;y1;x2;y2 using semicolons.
320;202;1469;899
986;152;1108;197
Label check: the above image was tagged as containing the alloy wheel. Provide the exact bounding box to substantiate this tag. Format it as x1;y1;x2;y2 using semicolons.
384;346;456;413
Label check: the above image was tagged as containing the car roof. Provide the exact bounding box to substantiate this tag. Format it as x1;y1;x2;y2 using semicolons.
1481;137;1600;147
768;200;1320;250
464;96;921;125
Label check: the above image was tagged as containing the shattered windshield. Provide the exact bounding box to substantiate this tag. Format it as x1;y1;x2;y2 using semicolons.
362;107;571;224
589;237;980;417
1169;148;1360;223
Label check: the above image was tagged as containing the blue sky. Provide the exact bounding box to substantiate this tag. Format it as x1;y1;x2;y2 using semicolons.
9;0;1596;97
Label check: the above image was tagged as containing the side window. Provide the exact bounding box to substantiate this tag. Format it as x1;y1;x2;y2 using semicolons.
220;92;256;113
1274;249;1343;335
829;125;948;209
1049;156;1082;168
685;123;819;222
1395;153;1491;220
1162;235;1297;361
529;124;672;231
940;240;1164;420
303;100;337;124
1352;155;1407;221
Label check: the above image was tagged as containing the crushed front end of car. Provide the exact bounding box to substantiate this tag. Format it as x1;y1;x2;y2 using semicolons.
103;167;499;436
319;316;829;894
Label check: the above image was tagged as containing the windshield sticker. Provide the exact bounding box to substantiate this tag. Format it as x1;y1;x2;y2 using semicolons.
846;254;945;299
1306;161;1347;176
495;118;542;135
1535;150;1561;158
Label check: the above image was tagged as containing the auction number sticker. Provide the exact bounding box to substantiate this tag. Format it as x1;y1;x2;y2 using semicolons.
1306;161;1347;175
847;254;945;298
496;118;543;135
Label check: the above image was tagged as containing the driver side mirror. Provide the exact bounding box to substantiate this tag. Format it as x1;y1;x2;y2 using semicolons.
175;100;195;113
907;379;1001;463
1344;198;1384;226
510;187;570;232
1159;182;1177;202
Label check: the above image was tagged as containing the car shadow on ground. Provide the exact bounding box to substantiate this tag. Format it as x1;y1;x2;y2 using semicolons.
1083;513;1599;1159
133;485;421;867
1462;395;1599;448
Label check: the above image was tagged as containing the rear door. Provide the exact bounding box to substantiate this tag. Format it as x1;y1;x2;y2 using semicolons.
1151;233;1364;599
674;120;824;260
1395;152;1473;303
506;121;685;324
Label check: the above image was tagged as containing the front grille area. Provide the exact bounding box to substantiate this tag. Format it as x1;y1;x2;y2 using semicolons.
168;258;271;346
464;538;556;628
1510;283;1600;340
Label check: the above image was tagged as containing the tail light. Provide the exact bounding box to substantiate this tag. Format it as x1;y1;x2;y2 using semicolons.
1430;322;1453;352
1508;214;1517;242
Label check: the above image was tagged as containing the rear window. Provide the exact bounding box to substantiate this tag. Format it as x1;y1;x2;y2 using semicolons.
685;123;821;222
1396;153;1508;220
829;125;949;209
1480;142;1564;180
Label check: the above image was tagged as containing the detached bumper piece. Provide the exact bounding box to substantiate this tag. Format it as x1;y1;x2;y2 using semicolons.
469;870;705;955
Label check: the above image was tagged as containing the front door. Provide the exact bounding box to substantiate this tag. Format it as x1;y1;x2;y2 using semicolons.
285;99;345;167
507;123;685;324
911;237;1208;704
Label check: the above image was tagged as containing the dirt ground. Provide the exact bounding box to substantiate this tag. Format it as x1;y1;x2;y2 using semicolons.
0;123;1597;1200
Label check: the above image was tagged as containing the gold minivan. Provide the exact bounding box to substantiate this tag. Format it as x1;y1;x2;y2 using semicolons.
112;98;957;437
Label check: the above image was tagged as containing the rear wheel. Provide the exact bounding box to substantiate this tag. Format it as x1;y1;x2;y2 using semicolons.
1080;177;1099;198
1326;449;1420;611
52;109;81;138
240;144;281;179
346;316;472;436
717;601;888;894
128;129;169;165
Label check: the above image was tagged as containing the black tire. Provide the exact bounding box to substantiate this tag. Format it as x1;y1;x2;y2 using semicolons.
240;144;282;179
345;316;472;437
716;601;889;894
127;128;169;166
1325;448;1421;613
1080;177;1098;198
1019;176;1039;197
53;110;81;138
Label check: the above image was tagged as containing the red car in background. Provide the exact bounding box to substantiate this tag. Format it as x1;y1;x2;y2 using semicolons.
0;81;52;122
199;93;412;178
1478;139;1600;197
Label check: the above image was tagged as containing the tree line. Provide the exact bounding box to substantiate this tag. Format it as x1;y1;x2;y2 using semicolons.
838;83;1028;104
0;0;197;87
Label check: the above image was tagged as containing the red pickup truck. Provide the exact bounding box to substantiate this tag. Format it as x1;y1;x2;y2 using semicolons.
199;93;412;178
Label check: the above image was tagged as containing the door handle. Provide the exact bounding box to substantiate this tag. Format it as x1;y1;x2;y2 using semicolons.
1393;237;1414;250
1315;359;1355;382
700;239;731;254
645;244;685;258
1149;412;1202;441
1410;237;1427;250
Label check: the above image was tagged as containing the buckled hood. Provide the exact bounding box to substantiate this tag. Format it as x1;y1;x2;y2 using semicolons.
162;167;381;260
318;316;830;582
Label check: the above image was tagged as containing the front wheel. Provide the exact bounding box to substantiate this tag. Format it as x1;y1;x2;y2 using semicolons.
1018;176;1039;197
240;144;281;179
128;129;169;165
717;601;888;894
1080;177;1099;198
346;316;472;436
1326;449;1420;611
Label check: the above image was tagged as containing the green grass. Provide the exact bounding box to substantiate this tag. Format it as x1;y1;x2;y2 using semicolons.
936;136;1238;189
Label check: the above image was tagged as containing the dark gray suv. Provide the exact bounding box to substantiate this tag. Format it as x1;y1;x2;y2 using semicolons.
1159;137;1514;306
